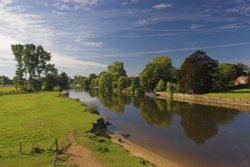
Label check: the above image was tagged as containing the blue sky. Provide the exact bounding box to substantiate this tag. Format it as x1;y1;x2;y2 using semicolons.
0;0;250;77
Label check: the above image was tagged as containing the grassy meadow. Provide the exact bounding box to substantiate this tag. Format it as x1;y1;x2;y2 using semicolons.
0;92;146;167
204;88;250;100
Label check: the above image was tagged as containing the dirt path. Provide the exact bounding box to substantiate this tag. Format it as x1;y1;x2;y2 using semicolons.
65;131;103;167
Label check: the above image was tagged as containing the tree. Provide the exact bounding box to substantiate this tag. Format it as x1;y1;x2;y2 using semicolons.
117;76;131;91
43;64;58;91
156;79;165;92
180;50;218;94
57;72;70;91
0;76;13;86
140;56;173;92
98;73;113;93
11;44;54;91
108;61;127;78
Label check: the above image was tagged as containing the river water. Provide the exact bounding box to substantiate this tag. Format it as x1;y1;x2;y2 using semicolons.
69;89;250;167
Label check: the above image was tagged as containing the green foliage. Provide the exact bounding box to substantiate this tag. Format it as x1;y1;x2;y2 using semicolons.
117;76;131;91
107;61;127;78
140;56;173;92
156;79;165;92
98;73;113;93
85;106;99;115
11;44;57;91
213;63;249;91
180;50;218;94
0;76;13;86
166;82;174;100
57;72;70;91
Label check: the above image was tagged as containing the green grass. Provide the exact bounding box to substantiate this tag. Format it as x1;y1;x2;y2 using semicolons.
204;88;250;100
0;92;146;167
0;86;17;93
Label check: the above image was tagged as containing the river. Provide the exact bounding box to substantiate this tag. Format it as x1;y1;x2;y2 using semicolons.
69;88;250;167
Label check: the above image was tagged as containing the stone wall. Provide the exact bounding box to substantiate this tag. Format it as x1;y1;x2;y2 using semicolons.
157;92;250;111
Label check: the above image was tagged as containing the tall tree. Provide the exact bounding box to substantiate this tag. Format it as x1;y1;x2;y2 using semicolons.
11;44;54;91
57;72;70;91
108;61;127;78
98;73;113;93
180;50;218;94
117;76;131;91
140;56;173;92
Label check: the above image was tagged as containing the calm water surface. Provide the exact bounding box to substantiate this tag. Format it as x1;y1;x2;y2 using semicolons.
69;89;250;167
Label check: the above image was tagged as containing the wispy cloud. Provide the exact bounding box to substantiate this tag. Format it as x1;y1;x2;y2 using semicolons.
0;0;107;76
153;3;173;10
53;0;103;11
121;0;139;6
86;42;250;58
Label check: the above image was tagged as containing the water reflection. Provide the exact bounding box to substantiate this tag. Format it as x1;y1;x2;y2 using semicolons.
76;89;239;145
178;103;238;144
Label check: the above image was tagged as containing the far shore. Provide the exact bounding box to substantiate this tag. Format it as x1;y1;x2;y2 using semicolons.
111;133;182;167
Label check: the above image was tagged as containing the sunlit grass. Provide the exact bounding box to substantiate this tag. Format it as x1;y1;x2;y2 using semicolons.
0;92;146;167
204;88;250;100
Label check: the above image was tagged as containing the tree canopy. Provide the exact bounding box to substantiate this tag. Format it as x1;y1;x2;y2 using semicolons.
180;50;218;94
140;56;173;92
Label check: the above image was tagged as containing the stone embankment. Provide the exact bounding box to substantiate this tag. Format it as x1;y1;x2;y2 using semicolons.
157;92;250;111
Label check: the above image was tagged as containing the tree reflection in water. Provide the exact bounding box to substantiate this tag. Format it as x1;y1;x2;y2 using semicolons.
86;90;239;145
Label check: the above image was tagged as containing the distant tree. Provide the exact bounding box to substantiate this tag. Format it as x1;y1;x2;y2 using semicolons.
89;73;97;80
0;76;13;86
98;73;113;93
167;82;174;100
140;56;173;92
180;50;218;94
234;63;249;76
11;44;54;91
43;64;58;91
108;61;127;78
57;72;70;91
117;76;131;91
156;79;165;92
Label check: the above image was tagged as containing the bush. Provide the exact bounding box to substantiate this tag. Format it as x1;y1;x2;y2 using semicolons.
85;106;99;115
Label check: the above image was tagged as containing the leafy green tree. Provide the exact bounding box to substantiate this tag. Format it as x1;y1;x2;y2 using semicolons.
118;76;131;91
167;82;174;100
140;56;173;92
156;79;165;92
98;73;113;93
57;72;70;91
108;61;127;77
43;64;58;91
11;44;54;91
180;50;218;94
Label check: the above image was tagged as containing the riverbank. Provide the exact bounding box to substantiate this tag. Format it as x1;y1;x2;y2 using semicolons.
111;133;182;167
0;92;148;167
157;92;250;111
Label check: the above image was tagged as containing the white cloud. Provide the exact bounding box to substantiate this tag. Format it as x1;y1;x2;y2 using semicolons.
51;53;107;69
81;41;103;48
54;0;102;11
153;3;173;10
190;24;205;29
0;0;107;77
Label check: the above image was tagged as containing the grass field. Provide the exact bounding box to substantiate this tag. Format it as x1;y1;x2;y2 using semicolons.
204;88;250;100
0;86;17;93
0;92;146;167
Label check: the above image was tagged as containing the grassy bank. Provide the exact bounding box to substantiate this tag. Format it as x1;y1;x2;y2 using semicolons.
0;92;146;167
204;88;250;100
0;86;17;94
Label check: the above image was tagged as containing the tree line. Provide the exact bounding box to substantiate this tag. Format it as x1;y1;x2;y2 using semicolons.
72;50;250;95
